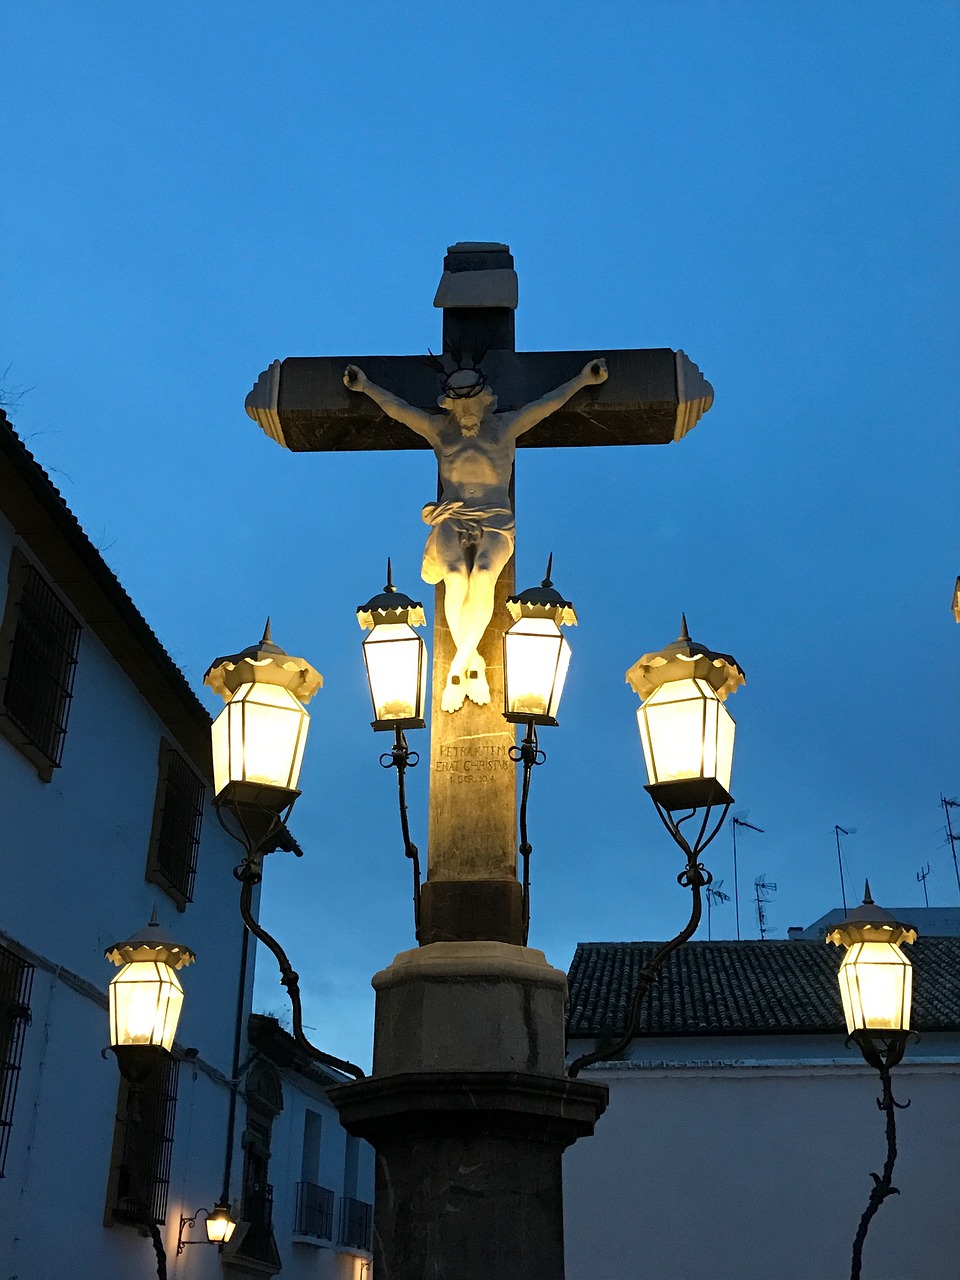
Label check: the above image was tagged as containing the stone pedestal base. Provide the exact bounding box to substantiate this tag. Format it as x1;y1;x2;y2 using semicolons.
330;1071;608;1280
330;941;607;1279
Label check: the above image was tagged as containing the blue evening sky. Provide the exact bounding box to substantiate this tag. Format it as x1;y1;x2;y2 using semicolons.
4;3;958;1067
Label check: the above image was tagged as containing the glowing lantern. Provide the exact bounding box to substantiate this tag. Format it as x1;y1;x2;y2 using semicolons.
105;912;195;1081
204;620;322;808
357;562;427;731
205;1202;237;1244
503;558;576;727
627;616;744;811
827;884;916;1038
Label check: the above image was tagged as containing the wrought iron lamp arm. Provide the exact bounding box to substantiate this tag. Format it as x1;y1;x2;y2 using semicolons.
509;723;545;946
568;817;713;1079
848;1035;912;1280
380;728;422;940
236;874;365;1079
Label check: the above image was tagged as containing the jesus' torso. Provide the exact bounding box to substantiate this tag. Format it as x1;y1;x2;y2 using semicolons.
433;413;516;508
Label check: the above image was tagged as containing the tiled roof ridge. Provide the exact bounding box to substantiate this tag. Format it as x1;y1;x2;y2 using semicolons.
567;937;960;1037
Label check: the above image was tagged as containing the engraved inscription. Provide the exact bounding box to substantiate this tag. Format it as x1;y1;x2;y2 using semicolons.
434;741;511;784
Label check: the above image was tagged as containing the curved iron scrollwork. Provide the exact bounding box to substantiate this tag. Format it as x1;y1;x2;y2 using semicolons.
509;722;546;946
215;802;365;1081
568;806;721;1079
380;728;422;940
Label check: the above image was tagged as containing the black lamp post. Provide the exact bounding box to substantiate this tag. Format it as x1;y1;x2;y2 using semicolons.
827;885;917;1280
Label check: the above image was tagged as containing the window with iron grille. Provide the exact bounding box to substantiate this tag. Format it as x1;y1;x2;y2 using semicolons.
0;555;81;779
0;945;34;1177
295;1181;334;1239
109;1056;179;1227
338;1195;373;1252
145;739;205;908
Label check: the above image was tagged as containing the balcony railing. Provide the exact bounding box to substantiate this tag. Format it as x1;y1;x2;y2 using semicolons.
295;1181;334;1240
338;1195;373;1251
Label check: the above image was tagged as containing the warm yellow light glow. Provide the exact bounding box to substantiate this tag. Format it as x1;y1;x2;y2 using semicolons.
637;677;735;789
837;941;912;1034
206;1208;237;1244
504;616;571;722
362;623;426;724
211;681;309;795
109;960;184;1052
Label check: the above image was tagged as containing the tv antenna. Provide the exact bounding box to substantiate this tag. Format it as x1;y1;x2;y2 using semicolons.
705;878;730;940
732;815;764;940
942;795;960;900
754;874;777;940
834;825;857;913
917;862;932;908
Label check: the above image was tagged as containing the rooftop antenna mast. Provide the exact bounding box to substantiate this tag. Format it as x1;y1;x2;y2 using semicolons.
834;824;856;913
705;878;730;941
732;816;764;940
754;874;777;940
917;862;932;908
942;795;960;900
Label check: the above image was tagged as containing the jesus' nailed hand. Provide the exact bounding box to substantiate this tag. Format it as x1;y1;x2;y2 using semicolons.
343;357;608;713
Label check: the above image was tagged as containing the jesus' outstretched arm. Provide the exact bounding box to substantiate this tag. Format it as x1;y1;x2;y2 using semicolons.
503;358;608;440
343;364;440;445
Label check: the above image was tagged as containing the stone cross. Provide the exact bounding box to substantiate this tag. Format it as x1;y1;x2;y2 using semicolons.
245;242;714;945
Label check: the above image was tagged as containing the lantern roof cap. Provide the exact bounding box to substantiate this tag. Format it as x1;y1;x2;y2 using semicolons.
204;619;322;702
626;614;744;700
357;559;426;630
105;909;196;969
507;555;578;625
826;882;918;947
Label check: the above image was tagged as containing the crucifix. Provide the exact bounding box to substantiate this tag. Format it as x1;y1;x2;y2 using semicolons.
246;242;714;947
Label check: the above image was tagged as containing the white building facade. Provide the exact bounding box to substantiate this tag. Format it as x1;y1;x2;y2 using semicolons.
0;410;372;1279
564;932;960;1280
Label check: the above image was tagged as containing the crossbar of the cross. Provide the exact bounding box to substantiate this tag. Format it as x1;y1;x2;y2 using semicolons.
245;347;713;454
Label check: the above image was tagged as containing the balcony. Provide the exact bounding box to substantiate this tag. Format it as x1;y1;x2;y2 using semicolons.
295;1181;334;1240
338;1195;373;1252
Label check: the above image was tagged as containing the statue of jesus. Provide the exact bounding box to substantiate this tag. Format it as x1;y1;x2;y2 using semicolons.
344;358;608;712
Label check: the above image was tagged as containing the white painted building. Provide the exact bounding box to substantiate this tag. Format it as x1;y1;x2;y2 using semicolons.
564;928;960;1280
0;410;372;1279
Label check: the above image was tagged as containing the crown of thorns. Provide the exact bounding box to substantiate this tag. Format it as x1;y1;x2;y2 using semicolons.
424;345;489;399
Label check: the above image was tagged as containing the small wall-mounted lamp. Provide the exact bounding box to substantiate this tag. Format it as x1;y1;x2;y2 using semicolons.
177;1200;237;1253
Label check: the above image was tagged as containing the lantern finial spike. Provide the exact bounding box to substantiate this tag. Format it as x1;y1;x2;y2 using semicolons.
385;557;396;593
542;552;554;588
261;617;273;646
863;879;874;906
148;905;159;928
679;613;690;641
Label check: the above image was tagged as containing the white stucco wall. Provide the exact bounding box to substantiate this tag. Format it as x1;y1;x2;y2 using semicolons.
0;507;372;1278
563;1056;960;1280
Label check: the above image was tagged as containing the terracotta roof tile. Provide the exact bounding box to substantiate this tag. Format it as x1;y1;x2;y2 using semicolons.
567;938;960;1038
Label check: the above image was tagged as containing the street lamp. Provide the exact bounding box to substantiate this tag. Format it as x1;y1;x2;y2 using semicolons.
569;617;744;1077
358;563;427;938
205;619;322;815
503;555;576;727
502;557;577;944
204;625;365;1083
358;560;427;731
827;884;917;1280
177;1200;237;1253
104;911;195;1083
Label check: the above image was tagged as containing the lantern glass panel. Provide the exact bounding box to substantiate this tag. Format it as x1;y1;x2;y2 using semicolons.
109;960;184;1052
837;941;912;1034
637;677;735;790
211;682;309;795
504;617;571;721
206;1210;236;1244
362;623;426;723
